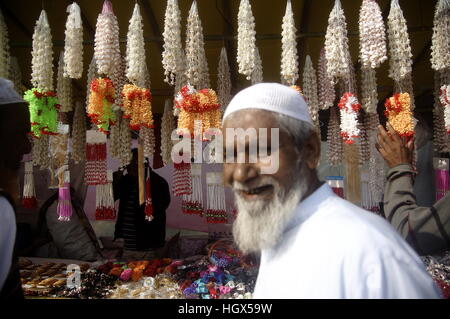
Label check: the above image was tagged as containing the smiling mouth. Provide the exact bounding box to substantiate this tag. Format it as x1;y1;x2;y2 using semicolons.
238;184;274;197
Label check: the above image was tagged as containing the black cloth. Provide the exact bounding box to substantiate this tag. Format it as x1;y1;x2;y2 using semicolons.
113;170;170;251
0;191;24;300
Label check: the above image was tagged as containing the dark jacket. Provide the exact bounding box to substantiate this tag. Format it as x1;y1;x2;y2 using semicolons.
113;170;171;250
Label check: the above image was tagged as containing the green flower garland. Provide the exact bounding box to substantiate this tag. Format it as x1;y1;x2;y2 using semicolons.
23;88;59;137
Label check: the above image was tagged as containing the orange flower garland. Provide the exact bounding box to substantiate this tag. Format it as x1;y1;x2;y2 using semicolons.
175;84;222;137
87;77;117;133
384;92;415;137
290;85;304;96
121;84;154;130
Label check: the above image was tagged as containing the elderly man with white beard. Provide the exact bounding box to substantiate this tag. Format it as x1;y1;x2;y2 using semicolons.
221;83;440;299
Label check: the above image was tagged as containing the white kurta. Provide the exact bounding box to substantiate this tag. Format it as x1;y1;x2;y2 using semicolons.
253;184;441;299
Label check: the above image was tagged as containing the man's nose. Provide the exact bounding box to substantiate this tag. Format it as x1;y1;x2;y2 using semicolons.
232;163;259;184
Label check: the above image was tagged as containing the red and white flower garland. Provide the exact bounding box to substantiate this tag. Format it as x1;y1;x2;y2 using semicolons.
338;93;361;145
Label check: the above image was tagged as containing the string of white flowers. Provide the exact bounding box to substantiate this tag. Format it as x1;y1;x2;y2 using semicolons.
338;93;361;145
56;51;73;112
317;48;335;110
111;54;126;108
31;10;53;91
32;135;50;169
109;110;121;159
327;106;343;166
358;114;370;165
71;101;86;164
185;1;210;89
141;127;155;159
217;47;232;111
251;47;263;85
174;50;187;116
360;67;377;114
433;71;450;153
161;99;175;166
367;112;384;205
431;0;450;71
0;8;10;79
324;0;351;82
387;0;412;82
302;55;320;129
237;0;256;80
9;57;23;94
162;0;183;85
94;0;120;77
119;117;132;168
440;84;450;133
281;0;298;86
358;0;387;69
126;3;147;87
86;56;98;111
63;2;83;79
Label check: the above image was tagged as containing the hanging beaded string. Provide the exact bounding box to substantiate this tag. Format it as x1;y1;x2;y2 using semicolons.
119;117;133;168
182;163;204;216
0;8;11;79
22;161;37;209
360;68;377;114
302;55;320;130
95;170;116;220
280;0;298;86
172;162;192;197
237;0;256;80
327;105;343;166
63;2;83;79
185;1;210;90
439;84;450;134
431;0;449;72
161;99;175;166
433;71;450;153
56;51;73;113
162;0;183;85
71;101;86;164
85;130;108;185
250;47;263;85
217;47;232;112
317;48;335;111
206;172;228;224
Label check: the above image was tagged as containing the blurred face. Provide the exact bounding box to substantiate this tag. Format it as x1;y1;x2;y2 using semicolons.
0;103;32;171
222;110;319;253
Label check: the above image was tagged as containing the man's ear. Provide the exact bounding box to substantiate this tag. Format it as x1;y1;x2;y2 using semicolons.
302;130;321;169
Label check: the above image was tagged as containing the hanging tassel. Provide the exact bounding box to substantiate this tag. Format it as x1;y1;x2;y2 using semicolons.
95;170;116;220
206;172;228;224
434;158;449;202
144;167;154;221
182;163;203;216
22;161;37;209
172;162;192;196
57;171;72;222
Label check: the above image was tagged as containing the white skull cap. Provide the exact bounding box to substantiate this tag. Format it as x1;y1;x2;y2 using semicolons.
0;78;25;105
222;83;312;124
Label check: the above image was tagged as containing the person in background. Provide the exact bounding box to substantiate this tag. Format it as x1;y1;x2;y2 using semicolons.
376;123;450;256
113;148;171;260
0;78;32;299
222;83;439;298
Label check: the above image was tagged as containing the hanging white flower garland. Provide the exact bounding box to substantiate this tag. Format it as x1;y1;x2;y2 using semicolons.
440;84;450;134
251;47;263;85
237;0;256;80
161;99;176;166
71;101;86;164
302;55;319;129
431;0;450;71
31;10;54;91
358;0;387;69
318;48;335;110
126;3;147;87
387;0;412;82
327;105;343;166
0;8;11;79
360;67;377;114
162;0;183;85
338;93;361;145
94;0;120;77
185;1;210;89
217;47;232;111
280;0;298;86
324;0;351;82
56;51;73;112
63;2;83;79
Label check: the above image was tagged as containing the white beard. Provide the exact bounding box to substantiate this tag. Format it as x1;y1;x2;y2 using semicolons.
232;164;310;254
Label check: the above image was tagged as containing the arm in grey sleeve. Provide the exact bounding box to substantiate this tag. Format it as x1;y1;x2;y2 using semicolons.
383;164;450;255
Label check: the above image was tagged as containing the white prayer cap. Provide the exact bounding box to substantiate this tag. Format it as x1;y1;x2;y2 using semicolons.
0;78;25;106
222;83;312;124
